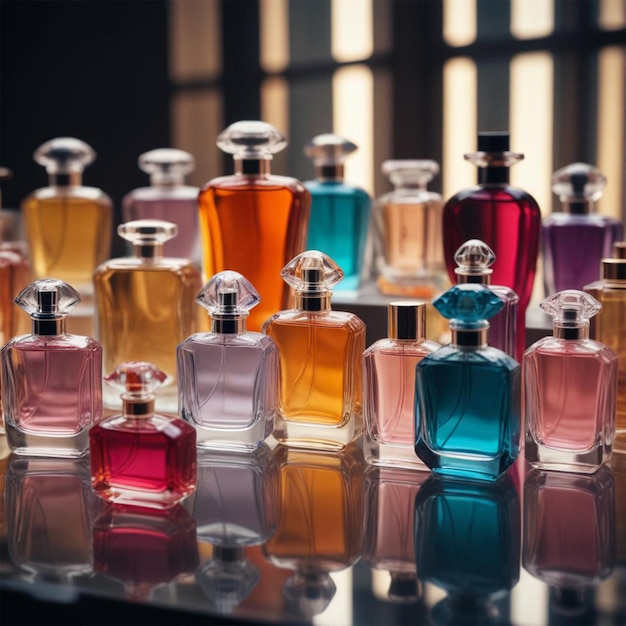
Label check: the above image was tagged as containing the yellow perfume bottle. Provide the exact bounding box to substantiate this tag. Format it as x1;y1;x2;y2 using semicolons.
263;251;366;450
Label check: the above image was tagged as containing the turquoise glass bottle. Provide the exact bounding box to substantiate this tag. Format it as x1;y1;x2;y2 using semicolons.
303;134;371;291
415;283;521;481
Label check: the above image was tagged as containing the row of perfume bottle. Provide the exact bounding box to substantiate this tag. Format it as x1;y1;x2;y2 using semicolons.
4;448;621;620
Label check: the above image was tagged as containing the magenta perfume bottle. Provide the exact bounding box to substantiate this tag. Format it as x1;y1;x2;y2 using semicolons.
177;270;278;451
1;279;102;457
454;239;519;360
89;361;197;509
122;148;201;263
363;301;438;469
443;132;541;361
524;290;617;473
543;163;623;296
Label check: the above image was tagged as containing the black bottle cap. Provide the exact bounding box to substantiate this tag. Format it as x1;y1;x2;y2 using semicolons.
478;132;510;152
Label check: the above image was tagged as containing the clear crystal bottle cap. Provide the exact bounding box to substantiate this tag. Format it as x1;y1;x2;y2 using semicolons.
138;148;195;177
454;239;495;277
281;250;344;292
104;361;168;399
216;121;287;158
381;160;439;186
304;134;358;166
118;219;178;245
15;279;80;318
551;162;606;202
34;137;96;174
433;283;503;325
465;131;523;168
197;270;261;317
540;290;601;327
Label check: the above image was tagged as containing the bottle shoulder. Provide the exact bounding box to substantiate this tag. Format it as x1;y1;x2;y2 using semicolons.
23;186;113;206
375;189;442;206
305;179;371;200
264;308;366;332
201;173;308;194
3;333;102;351
363;337;440;356
543;212;623;227
525;336;618;361
94;256;201;275
421;343;520;370
123;185;199;203
445;185;541;211
179;331;276;350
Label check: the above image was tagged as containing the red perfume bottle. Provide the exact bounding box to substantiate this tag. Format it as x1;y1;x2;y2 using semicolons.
443;132;541;361
90;361;197;509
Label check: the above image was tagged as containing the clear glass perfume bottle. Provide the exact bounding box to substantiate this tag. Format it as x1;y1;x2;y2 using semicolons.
177;270;278;451
263;250;366;450
543;163;623;296
21;138;112;299
415;283;521;481
263;444;364;618
93;503;199;601
442;132;542;362
585;242;626;452
363;301;439;469
94;219;206;412
198;121;311;331
373;159;446;298
122;148;201;263
89;361;197;509
454;239;519;360
524;290;617;472
1;279;102;457
303;134;371;292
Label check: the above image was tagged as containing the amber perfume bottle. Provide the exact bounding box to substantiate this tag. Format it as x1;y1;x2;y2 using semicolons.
198;121;311;331
94;219;205;412
442;132;541;361
89;362;197;509
263;251;366;450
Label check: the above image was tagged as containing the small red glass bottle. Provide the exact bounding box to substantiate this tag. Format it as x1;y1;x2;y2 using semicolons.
90;361;197;509
442;132;541;361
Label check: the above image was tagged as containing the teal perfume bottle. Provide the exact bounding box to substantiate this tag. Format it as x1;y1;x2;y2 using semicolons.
303;134;371;291
415;283;521;481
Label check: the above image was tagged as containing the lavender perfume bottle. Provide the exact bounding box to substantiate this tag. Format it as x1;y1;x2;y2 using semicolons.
543;163;623;296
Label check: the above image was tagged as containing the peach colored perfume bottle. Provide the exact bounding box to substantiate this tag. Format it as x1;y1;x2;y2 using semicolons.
524;290;617;472
198;121;310;331
363;301;438;469
263;251;366;450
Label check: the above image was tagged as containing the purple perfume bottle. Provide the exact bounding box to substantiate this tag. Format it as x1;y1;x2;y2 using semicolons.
543;163;623;296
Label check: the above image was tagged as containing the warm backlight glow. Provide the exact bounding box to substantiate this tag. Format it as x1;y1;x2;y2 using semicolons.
600;0;626;30
261;77;290;141
511;0;554;39
331;0;373;62
443;0;476;47
260;0;290;72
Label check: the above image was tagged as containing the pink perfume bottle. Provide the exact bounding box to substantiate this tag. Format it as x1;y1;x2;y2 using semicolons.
89;361;197;509
524;290;617;472
443;132;541;361
1;279;102;457
363;301;438;469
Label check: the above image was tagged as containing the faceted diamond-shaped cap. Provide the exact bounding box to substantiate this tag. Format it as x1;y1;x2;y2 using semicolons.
216;121;287;158
281;250;344;292
552;162;606;202
34;137;96;174
433;284;504;324
197;270;261;317
381;160;439;187
118;219;178;245
104;361;168;398
138;148;195;176
15;279;80;318
540;290;601;326
304;134;358;166
454;239;495;277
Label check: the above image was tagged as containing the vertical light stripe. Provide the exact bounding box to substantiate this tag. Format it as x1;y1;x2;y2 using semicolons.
331;0;373;62
600;0;626;30
333;65;374;194
313;569;352;626
597;46;625;221
260;0;290;72
511;0;554;39
371;569;391;601
510;568;549;625
443;0;477;47
261;76;290;138
443;57;477;200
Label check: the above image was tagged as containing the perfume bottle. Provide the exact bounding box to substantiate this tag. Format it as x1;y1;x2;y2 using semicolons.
414;474;521;625
524;290;617;472
303;134;371;291
122;148;201;263
93;503;199;601
442;132;542;361
263;445;364;617
454;239;519;360
585;242;626;452
1;279;102;457
363;466;427;604
21;138;112;299
89;362;197;509
177;270;278;451
94;219;205;412
363;301;439;469
373;159;446;297
198;121;311;331
543;163;623;296
415;283;521;481
263;250;366;450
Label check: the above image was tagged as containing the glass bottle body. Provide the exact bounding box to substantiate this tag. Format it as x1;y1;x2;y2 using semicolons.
263;309;365;450
524;337;617;472
304;180;371;291
198;174;310;331
177;332;278;451
415;345;521;481
1;333;102;457
485;284;518;360
363;337;438;468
